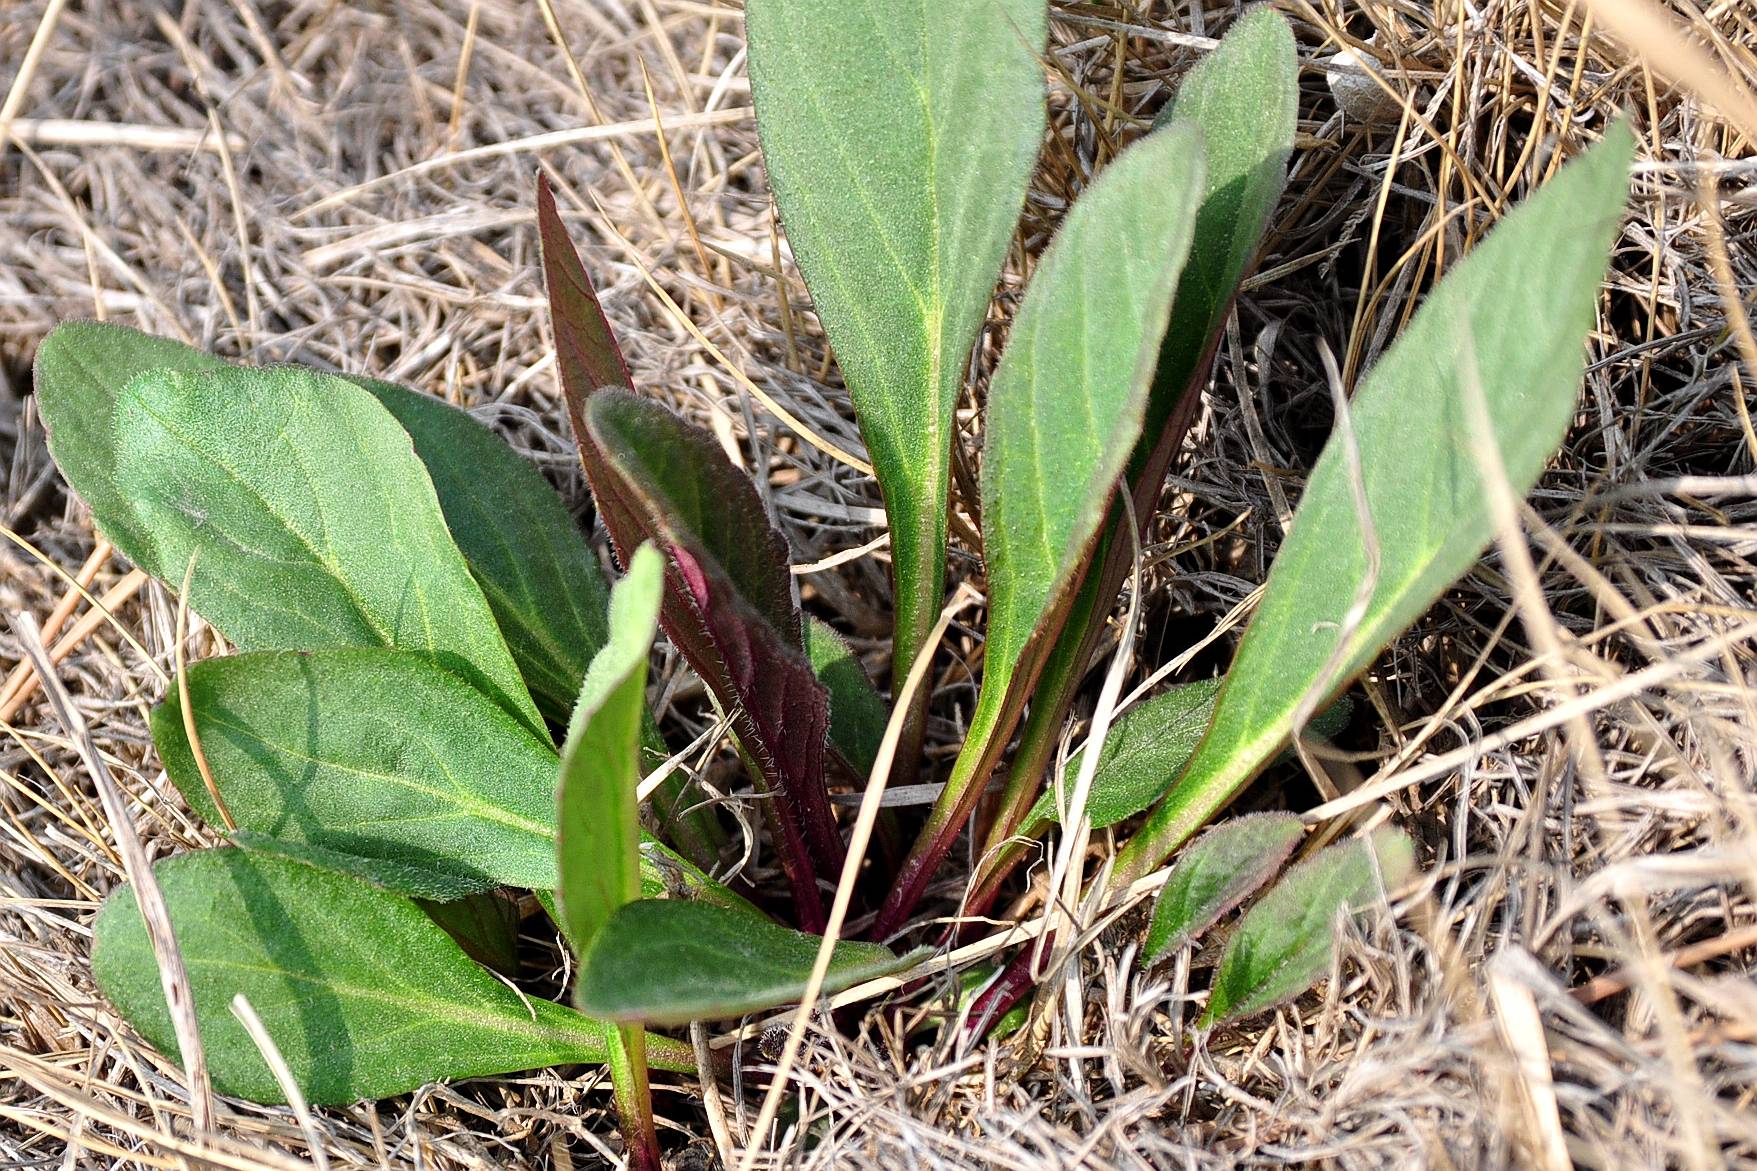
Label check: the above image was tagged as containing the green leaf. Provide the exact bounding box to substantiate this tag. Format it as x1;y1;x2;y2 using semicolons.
576;899;924;1026
354;378;614;724
33;322;226;558
33;322;621;729
153;648;742;907
154;649;560;899
980;121;1207;726
1142;9;1298;459
1142;813;1303;964
1115;123;1637;885
557;545;664;955
556;544;666;1171
1205;827;1415;1024
108;365;542;736
1026;678;1221;832
1026;685;1350;832
92;849;695;1106
745;0;1049;677
803;617;888;774
877;123;1208;937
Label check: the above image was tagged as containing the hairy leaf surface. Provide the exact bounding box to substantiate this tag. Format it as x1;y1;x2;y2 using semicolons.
576;899;924;1026
1026;685;1349;832
1142;813;1303;963
92;850;695;1106
1205;827;1415;1023
746;0;1049;673
878;124;1207;936
34;323;623;727
108;366;541;735
1116;124;1636;884
153;649;739;906
1142;8;1297;458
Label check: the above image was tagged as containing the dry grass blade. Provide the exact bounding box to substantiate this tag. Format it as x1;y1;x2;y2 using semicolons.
7;611;215;1133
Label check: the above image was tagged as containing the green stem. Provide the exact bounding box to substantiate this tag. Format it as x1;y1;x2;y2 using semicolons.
608;1024;661;1171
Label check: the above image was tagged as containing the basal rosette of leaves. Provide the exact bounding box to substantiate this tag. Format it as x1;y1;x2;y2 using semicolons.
33;3;1634;1153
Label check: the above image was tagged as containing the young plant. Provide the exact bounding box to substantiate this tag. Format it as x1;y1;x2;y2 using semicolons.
34;2;1637;1125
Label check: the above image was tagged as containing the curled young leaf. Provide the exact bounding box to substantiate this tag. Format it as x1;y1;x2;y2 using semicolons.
557;543;666;1171
557;544;664;956
582;391;843;929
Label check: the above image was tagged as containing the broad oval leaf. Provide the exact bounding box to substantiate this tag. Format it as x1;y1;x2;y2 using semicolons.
583;390;842;928
558;545;664;955
1204;827;1415;1024
354;378;613;724
576;899;924;1027
746;0;1049;673
154;648;560;899
33;321;226;558
108;365;542;736
34;322;625;729
804;616;888;775
878;124;1208;936
152;648;741;907
1115;123;1637;884
1142;812;1304;964
92;849;695;1106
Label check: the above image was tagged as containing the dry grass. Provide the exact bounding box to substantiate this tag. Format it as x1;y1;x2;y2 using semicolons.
3;0;1756;1167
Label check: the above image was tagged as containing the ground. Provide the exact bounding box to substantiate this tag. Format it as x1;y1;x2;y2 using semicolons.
2;1;1756;1168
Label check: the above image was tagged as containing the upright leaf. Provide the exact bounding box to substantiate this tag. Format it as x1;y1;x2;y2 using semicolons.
1142;8;1298;463
1142;812;1304;964
33;322;625;727
988;14;1301;894
557;544;665;1171
106;366;542;735
876;124;1208;938
1114;124;1636;885
557;544;664;953
804;617;888;774
746;0;1049;686
576;899;924;1027
92;849;695;1106
1204;827;1415;1023
583;391;842;929
152;648;743;907
538;195;843;926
